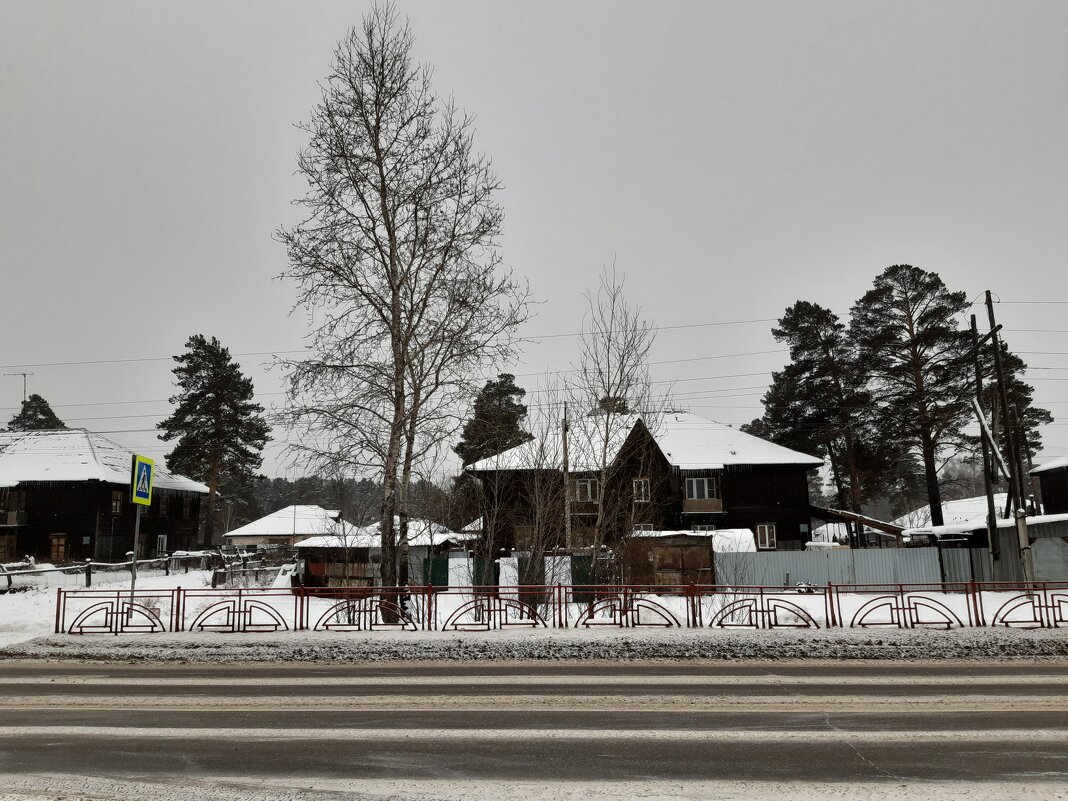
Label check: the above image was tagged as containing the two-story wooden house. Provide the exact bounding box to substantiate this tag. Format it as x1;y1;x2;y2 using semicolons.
0;429;208;563
466;411;823;561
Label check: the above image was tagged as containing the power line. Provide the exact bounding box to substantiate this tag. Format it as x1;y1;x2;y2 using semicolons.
0;351;307;371
529;316;777;340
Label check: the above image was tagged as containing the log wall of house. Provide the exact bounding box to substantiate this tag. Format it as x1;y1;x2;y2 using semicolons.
1039;470;1068;515
5;482;203;562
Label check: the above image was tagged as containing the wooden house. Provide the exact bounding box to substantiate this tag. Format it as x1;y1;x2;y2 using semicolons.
0;429;207;563
222;505;347;550
466;411;823;571
1032;457;1068;515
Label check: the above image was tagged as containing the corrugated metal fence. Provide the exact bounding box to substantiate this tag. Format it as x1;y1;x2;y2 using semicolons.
714;547;942;587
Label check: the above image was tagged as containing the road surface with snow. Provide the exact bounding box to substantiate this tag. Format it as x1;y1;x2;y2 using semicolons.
0;660;1065;800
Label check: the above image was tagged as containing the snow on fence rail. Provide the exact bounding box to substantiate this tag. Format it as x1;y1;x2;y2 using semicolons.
53;581;1068;635
1;555;215;593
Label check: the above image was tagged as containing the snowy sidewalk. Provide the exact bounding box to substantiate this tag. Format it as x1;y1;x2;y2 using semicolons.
4;624;1068;663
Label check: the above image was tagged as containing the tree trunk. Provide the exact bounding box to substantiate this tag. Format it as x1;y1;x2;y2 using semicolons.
205;454;220;546
920;430;944;527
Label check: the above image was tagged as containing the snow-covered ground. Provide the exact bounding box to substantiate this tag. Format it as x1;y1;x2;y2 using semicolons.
0;569;218;647
5;576;1067;660
5;623;1068;663
0;776;1064;801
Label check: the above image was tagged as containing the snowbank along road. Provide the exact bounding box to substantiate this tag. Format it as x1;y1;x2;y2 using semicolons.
0;660;1066;800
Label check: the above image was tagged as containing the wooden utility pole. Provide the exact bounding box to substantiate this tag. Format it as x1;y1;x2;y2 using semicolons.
562;402;572;551
985;290;1034;583
970;315;999;560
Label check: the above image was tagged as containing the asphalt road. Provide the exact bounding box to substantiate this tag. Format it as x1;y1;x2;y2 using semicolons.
0;660;1066;800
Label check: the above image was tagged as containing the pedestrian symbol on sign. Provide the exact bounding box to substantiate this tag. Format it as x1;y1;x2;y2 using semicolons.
130;454;154;506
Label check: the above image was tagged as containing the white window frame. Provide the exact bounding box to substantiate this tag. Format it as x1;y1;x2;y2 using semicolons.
756;523;777;550
633;478;650;503
685;476;719;500
633;523;655;532
692;524;715;532
574;479;600;503
111;490;124;516
156;534;168;555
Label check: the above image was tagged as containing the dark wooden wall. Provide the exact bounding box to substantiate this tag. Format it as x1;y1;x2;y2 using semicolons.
1039;470;1068;515
7;482;203;562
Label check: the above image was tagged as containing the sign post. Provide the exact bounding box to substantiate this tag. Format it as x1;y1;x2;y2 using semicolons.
129;455;154;601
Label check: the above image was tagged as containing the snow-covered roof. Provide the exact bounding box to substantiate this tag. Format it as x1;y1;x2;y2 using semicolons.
892;494;1010;530
1032;456;1068;474
654;413;822;469
467;412;821;473
0;429;206;492
903;511;1068;538
223;505;354;540
631;528;756;552
294;517;475;549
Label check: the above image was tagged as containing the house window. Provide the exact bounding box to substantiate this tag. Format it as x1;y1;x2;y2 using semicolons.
182;496;193;520
692;524;715;532
574;479;599;503
634;523;655;532
156;534;168;556
159;494;169;517
633;478;650;503
111;490;123;515
685;477;719;500
756;523;777;550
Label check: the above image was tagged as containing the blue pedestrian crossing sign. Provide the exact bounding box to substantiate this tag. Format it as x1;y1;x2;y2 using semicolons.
131;454;154;506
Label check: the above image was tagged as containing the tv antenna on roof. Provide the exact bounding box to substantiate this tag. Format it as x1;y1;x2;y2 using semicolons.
4;372;34;402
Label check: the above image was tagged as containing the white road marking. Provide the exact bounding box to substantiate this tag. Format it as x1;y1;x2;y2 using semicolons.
0;726;1065;742
2;673;1066;686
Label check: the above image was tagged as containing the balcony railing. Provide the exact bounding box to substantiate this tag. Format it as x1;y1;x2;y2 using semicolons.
682;497;723;513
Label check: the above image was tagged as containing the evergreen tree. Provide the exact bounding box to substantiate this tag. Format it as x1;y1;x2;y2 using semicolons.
7;394;66;430
743;301;885;543
454;374;533;466
849;265;972;527
157;335;270;543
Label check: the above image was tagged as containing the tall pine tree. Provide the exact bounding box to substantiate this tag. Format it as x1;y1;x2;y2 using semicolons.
744;302;871;515
849;265;972;527
7;394;66;430
158;335;270;544
454;374;533;466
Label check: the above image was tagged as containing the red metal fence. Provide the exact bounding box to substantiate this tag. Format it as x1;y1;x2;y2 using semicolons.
53;581;1068;635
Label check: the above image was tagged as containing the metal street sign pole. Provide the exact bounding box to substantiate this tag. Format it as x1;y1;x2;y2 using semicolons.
128;454;155;614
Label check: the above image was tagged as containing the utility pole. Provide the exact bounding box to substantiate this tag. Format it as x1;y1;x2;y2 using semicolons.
3;372;34;402
970;315;999;561
1016;407;1042;513
985;290;1034;583
562;401;572;551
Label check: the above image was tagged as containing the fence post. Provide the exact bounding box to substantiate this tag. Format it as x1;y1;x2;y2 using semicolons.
84;559;92;588
54;588;63;634
826;582;835;627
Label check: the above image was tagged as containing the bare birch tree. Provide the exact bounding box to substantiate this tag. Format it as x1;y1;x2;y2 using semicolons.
567;269;666;575
278;4;529;586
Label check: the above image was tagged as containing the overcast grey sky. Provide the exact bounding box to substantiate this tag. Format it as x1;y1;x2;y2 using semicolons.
2;1;1067;476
